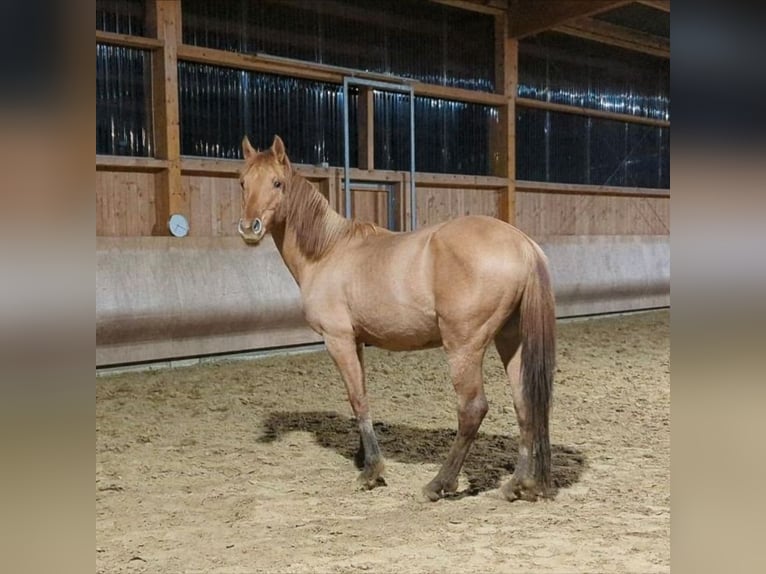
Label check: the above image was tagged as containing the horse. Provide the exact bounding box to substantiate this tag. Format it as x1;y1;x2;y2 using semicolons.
237;134;556;502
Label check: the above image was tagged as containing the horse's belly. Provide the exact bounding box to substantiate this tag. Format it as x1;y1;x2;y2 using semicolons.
355;307;441;351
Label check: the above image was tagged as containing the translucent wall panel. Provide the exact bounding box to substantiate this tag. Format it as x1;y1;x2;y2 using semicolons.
373;92;497;175
517;108;669;188
96;44;153;156
182;0;495;92
96;0;146;36
178;63;358;166
519;32;669;121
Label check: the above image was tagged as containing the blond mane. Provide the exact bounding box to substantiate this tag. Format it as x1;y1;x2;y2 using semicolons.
283;173;387;260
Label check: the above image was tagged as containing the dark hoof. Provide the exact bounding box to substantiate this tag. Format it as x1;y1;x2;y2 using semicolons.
357;458;386;490
501;475;546;502
422;478;458;502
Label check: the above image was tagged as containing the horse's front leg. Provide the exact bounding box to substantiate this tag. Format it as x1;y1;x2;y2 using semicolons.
324;336;386;489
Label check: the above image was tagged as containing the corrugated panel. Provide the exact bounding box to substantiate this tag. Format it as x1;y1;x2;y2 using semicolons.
517;107;669;188
519;32;670;121
96;0;146;36
374;93;497;175
182;0;495;92
96;44;153;156
178;62;358;166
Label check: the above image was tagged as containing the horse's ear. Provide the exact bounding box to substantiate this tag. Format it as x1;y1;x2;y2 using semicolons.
242;135;256;160
271;135;288;165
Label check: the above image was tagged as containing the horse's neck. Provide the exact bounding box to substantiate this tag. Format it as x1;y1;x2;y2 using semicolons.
269;222;307;285
274;173;350;285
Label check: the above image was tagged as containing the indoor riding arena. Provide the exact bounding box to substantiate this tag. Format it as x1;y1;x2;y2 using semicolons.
96;1;670;572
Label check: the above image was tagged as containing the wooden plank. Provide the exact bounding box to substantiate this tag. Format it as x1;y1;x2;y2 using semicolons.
429;0;507;15
180;157;509;189
96;30;163;50
516;191;669;235
414;172;508;189
636;0;670;12
516;97;670;127
96;155;168;172
178;44;342;84
147;0;185;235
418;187;501;227
352;186;390;228
492;11;517;224
181;157;241;177
177;44;505;106
516;180;670;198
182;175;241;237
409;81;506;105
357;88;374;170
96;171;158;236
555;17;670;58
508;0;631;38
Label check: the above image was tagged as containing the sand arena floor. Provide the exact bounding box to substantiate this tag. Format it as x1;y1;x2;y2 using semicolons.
96;310;669;573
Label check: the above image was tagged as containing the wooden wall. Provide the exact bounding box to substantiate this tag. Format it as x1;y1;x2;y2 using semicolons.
418;187;500;227
96;171;158;236
96;170;669;238
517;192;670;237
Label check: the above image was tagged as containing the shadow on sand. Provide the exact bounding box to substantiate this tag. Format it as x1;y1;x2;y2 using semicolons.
258;410;586;498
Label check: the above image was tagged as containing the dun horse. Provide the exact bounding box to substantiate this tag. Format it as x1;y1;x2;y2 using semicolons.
238;135;556;502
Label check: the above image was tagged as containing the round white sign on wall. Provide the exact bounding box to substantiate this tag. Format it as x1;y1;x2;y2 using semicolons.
168;213;189;237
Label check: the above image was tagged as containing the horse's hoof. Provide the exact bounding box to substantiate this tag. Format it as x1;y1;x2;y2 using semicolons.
501;476;543;502
357;459;386;490
422;483;443;502
421;478;458;502
358;475;387;490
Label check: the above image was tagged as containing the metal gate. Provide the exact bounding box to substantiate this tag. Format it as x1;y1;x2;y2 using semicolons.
342;77;416;231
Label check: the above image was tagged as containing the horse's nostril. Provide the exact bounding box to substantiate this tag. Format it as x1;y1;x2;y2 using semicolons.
252;218;262;234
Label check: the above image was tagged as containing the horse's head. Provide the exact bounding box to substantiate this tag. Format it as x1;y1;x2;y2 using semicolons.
238;134;291;245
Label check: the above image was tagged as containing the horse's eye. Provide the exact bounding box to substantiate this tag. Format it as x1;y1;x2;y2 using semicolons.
274;179;282;189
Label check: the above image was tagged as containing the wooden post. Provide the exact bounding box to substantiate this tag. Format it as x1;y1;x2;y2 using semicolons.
492;13;517;225
357;87;375;170
147;1;185;236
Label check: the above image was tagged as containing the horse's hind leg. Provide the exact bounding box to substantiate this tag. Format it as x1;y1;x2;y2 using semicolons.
423;348;488;501
494;314;542;501
324;336;385;489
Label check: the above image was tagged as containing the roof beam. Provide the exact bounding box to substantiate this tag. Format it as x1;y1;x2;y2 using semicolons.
555;16;670;58
508;0;631;38
636;0;670;12
429;0;507;16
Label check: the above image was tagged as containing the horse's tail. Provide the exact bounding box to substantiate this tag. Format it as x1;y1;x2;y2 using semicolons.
519;245;556;492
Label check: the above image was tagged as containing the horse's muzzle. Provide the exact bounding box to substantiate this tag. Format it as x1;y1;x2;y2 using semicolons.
238;218;264;244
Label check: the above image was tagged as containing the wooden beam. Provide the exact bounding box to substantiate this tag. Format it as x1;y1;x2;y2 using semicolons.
408;80;507;106
490;12;518;225
177;44;506;106
636;0;670;12
517;97;670;127
147;1;185;236
516;180;670;198
179;157;508;189
96;155;168;172
429;0;507;16
357;88;375;170
96;30;163;50
415;173;508;189
555;17;670;58
508;0;631;38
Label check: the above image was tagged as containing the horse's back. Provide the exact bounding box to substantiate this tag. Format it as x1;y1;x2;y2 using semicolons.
305;215;540;350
